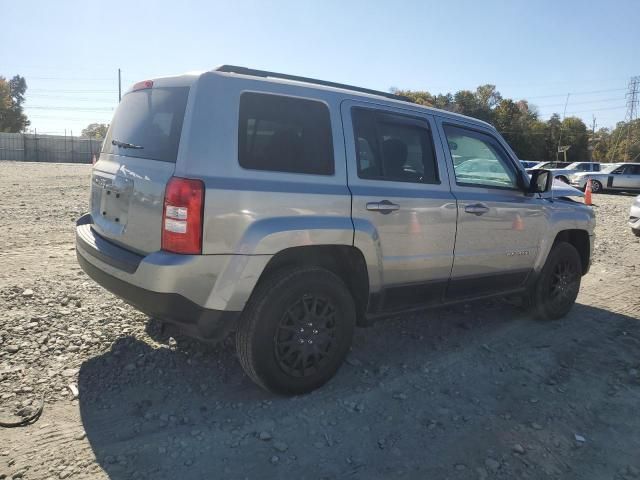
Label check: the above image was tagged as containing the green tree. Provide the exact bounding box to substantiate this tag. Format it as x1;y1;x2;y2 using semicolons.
475;84;502;110
591;127;612;162
395;84;610;163
432;93;455;110
542;114;563;162
0;75;29;132
0;80;11;123
493;99;544;160
599;119;640;162
391;88;436;107
82;123;109;139
557;117;589;163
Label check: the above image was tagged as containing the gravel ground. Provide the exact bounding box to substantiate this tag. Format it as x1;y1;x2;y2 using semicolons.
1;161;640;480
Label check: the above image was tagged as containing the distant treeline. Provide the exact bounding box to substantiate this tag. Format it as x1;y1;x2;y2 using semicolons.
393;85;639;163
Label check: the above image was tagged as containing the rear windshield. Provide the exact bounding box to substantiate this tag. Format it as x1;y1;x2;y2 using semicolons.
103;86;189;163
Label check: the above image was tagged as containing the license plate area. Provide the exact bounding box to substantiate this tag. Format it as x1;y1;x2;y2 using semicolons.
92;174;133;234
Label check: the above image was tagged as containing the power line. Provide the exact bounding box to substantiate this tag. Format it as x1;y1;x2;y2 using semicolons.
538;105;628;115
624;76;639;161
28;116;112;121
606;77;639;162
25;76;116;81
25;106;114;111
534;96;625;108
521;87;627;100
26;95;116;103
28;88;117;93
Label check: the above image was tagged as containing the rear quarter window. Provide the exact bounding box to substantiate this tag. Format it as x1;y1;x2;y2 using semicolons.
238;92;334;175
103;86;189;163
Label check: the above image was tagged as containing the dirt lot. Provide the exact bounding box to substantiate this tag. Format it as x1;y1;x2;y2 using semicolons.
1;161;639;480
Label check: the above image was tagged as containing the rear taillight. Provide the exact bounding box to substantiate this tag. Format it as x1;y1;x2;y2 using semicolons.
162;177;204;254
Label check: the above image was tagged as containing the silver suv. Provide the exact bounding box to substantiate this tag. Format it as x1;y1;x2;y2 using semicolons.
76;66;595;394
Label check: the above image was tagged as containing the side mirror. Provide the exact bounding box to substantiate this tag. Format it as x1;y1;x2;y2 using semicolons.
528;169;553;194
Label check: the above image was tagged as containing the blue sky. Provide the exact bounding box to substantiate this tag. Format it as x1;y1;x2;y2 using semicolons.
2;0;638;135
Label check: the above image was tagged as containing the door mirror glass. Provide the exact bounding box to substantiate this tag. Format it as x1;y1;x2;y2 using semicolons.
528;169;553;193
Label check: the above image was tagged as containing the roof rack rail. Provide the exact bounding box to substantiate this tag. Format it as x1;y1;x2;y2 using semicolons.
215;65;409;102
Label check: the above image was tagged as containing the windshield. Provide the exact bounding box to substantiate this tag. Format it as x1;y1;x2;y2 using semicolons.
103;86;189;163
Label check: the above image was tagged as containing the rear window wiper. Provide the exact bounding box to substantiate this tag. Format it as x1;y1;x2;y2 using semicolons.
112;139;144;150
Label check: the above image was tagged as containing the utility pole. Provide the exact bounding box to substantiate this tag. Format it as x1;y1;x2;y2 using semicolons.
557;93;571;161
588;116;596;162
118;68;122;102
623;76;639;162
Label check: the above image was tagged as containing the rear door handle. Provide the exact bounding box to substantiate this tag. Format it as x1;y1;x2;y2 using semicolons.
464;203;490;216
366;200;400;214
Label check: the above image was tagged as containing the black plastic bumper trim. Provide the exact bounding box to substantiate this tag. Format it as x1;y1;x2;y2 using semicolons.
76;251;239;342
76;221;142;274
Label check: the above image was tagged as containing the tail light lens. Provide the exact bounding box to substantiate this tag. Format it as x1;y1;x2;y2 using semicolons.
162;177;204;254
132;80;154;91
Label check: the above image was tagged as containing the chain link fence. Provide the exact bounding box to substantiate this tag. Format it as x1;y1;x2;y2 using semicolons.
0;132;103;163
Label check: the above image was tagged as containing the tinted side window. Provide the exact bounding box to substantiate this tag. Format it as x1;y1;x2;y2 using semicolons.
593;164;601;172
352;108;439;184
238;92;334;175
444;125;518;189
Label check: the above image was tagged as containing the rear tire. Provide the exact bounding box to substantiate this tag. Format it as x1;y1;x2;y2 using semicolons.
633;228;640;237
531;242;582;320
236;266;356;395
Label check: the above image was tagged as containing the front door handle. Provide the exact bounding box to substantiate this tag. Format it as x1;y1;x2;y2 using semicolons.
366;200;400;214
464;203;490;216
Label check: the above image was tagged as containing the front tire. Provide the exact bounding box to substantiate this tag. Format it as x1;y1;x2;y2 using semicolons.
531;242;582;320
633;228;640;237
236;266;356;395
590;180;603;193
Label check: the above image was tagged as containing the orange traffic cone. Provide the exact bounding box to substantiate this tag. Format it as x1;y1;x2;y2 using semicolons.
584;179;592;206
408;212;421;235
512;213;524;231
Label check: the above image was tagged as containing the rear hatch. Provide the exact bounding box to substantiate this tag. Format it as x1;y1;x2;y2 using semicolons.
90;81;191;255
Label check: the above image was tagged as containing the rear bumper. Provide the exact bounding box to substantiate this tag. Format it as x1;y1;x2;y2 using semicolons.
77;252;238;341
75;213;261;341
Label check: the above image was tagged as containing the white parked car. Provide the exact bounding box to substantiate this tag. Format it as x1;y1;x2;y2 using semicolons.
547;162;601;183
526;161;570;173
630;195;640;236
570;163;640;193
519;160;539;169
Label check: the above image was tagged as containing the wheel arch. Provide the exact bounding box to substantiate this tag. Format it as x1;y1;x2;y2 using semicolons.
255;245;371;326
552;229;591;275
